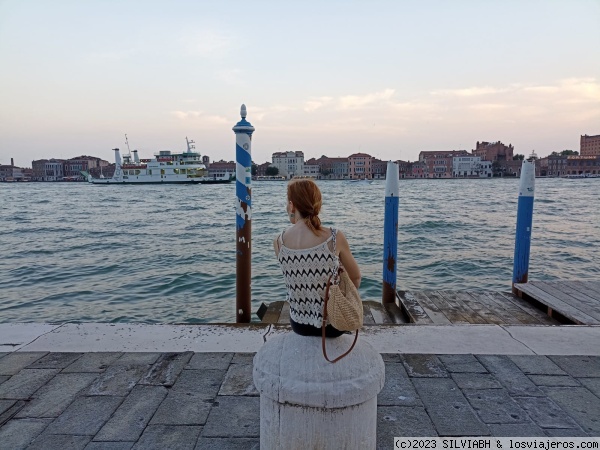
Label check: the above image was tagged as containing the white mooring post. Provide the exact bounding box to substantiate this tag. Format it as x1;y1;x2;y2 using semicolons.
253;333;385;449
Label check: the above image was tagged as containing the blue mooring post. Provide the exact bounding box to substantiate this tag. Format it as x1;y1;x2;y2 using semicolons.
233;104;255;323
382;161;400;304
512;159;535;294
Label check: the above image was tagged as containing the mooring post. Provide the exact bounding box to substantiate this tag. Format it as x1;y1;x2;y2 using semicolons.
233;104;255;322
512;159;535;294
382;161;400;304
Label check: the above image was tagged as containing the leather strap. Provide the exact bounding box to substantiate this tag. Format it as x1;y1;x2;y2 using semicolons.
322;272;359;363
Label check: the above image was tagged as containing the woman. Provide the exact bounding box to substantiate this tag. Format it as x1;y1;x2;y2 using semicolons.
273;179;361;337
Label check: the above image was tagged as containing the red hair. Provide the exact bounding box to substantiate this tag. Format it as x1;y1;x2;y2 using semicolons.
288;179;322;235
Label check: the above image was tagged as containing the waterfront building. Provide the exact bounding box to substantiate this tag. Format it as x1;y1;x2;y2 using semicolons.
411;161;426;178
348;153;372;179
0;164;24;181
254;162;271;177
371;158;387;179
419;150;470;178
580;134;600;157
565;155;600;176
397;160;411;178
547;155;567;177
303;158;320;177
31;159;65;181
452;156;492;178
64;156;109;180
314;156;348;179
272;151;304;179
207;160;235;179
472;141;514;162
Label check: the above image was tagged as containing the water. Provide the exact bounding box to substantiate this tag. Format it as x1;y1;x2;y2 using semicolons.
1;178;598;324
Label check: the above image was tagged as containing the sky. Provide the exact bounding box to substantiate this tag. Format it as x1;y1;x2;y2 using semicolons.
1;0;599;168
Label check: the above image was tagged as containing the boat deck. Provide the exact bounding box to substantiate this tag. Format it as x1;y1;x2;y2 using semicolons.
513;281;600;325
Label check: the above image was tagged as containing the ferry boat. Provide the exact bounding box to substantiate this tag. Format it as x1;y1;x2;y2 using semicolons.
87;136;207;184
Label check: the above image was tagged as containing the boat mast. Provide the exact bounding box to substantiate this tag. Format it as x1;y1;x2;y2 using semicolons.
186;136;195;153
125;134;132;158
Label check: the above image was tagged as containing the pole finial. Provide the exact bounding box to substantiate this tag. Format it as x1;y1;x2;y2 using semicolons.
240;104;247;119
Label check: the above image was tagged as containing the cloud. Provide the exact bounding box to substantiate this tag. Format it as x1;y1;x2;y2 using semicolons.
170;110;228;125
431;86;506;97
338;89;395;109
304;96;333;112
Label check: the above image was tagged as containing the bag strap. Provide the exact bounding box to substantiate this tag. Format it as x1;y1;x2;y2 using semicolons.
329;227;340;283
321;272;359;363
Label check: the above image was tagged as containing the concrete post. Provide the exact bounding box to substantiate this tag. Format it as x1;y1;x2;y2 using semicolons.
232;104;255;323
382;161;400;304
253;333;385;449
512;159;535;293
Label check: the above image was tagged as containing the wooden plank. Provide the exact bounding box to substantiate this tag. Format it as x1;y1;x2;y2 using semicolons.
260;301;284;324
365;301;394;325
278;301;291;324
431;291;477;324
362;303;376;325
397;291;434;324
457;291;506;324
437;291;489;324
465;291;533;324
484;291;552;325
410;291;452;324
496;290;564;325
567;281;600;297
385;299;409;324
529;281;600;322
514;283;599;325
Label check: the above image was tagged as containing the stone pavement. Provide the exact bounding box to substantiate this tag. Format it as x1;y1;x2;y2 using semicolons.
0;351;599;450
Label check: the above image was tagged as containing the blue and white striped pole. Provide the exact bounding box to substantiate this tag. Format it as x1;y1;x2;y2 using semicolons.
232;104;255;323
382;161;400;304
512;159;535;293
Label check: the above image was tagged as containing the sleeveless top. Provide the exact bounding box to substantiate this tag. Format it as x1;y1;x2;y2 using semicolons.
277;228;338;328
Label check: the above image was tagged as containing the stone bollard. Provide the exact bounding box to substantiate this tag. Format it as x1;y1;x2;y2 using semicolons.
253;332;385;450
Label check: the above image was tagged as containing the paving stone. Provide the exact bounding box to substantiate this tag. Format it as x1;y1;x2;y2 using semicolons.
439;354;488;373
27;433;91;450
542;386;600;434
132;425;202;450
0;352;7;359
45;396;123;435
0;369;60;399
195;437;259;450
380;353;403;363
0;398;17;415
0;352;47;375
202;396;259;438
0;375;10;385
377;406;437;443
27;352;83;369
15;373;97;418
411;378;489;436
114;352;161;366
544;428;589;437
487;423;546;437
451;373;502;390
139;352;193;387
528;375;580;387
477;355;544;397
231;353;255;364
170;369;226;399
86;364;147;397
63;352;123;373
218;364;258;396
0;418;52;449
94;385;168;441
509;355;567;375
402;354;448;378
378;363;422;406
579;378;600;397
150;393;212;425
186;353;233;370
515;396;579;429
549;356;600;378
85;443;134;450
463;388;529;424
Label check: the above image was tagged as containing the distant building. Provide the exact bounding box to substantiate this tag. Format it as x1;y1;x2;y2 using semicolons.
348;153;372;179
303;158;320;177
272;151;304;179
580;134;600;157
472;141;514;162
371;158;387;179
255;162;271;177
565;155;600;176
0;164;24;181
314;156;348;179
207;160;235;178
547;155;567;177
30;159;65;181
419;150;470;178
64;156;109;180
411;161;426;178
452;156;492;178
396;160;411;179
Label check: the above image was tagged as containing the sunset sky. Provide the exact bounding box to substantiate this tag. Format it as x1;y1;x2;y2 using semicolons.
1;0;599;167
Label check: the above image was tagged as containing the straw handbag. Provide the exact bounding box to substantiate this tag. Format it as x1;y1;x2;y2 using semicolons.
321;229;363;363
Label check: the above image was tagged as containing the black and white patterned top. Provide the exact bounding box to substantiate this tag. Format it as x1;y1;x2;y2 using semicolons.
277;228;339;328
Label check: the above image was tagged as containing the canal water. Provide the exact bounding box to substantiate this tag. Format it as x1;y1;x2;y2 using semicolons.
1;178;598;323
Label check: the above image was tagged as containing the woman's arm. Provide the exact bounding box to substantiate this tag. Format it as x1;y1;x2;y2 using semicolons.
273;236;281;257
336;230;361;288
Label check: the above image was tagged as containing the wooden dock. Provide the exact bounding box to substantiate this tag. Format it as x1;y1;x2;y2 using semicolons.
513;280;600;325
